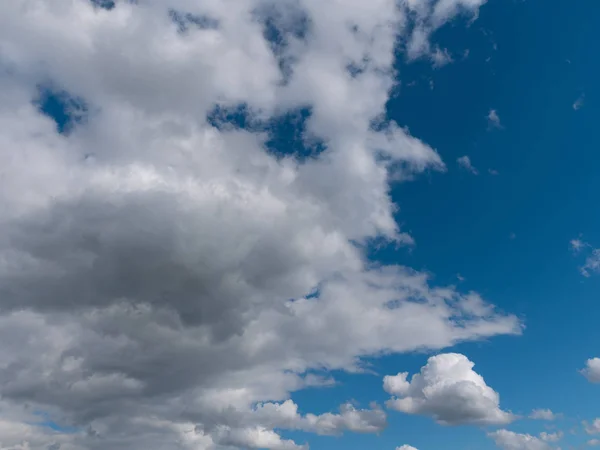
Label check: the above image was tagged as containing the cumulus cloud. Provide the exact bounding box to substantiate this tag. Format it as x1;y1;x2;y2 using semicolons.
530;409;559;421
0;0;516;448
384;353;515;426
397;446;419;450
457;155;479;174
585;419;600;435
489;430;552;450
539;431;562;442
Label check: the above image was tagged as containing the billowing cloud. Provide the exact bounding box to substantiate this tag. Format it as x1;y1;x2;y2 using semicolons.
397;446;419;450
384;353;515;426
0;0;517;448
581;358;600;383
489;430;552;450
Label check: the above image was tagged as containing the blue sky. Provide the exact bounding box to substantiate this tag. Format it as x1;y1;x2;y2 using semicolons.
1;0;599;449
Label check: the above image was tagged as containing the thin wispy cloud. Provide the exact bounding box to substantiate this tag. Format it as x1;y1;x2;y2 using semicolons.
457;155;479;174
573;94;585;110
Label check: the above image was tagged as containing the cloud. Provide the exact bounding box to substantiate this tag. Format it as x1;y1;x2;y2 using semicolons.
539;431;562;442
431;47;453;68
573;94;585;110
530;409;559;421
585;419;600;435
404;0;488;63
457;155;479;174
489;169;499;175
384;353;515;426
489;430;552;450
589;439;600;446
0;0;515;448
397;446;419;450
569;239;600;276
570;238;587;253
487;109;502;129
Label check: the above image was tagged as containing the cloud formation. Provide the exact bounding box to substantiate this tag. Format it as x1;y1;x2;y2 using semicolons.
488;109;502;129
489;430;552;450
530;409;559;421
0;0;516;448
384;353;515;426
585;419;600;435
457;155;479;175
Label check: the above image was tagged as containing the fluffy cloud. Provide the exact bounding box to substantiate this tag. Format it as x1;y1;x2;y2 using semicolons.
489;430;552;450
585;419;600;435
539;431;562;442
384;353;514;426
530;409;559;421
397;446;419;450
457;155;478;174
0;0;517;448
581;358;600;383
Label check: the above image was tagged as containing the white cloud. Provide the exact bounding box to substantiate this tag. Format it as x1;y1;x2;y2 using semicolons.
585;419;600;435
0;0;514;448
589;439;600;446
404;0;488;63
487;109;502;129
489;430;552;450
397;446;419;450
539;431;562;442
569;239;600;276
570;238;587;253
384;353;515;426
457;155;479;174
431;47;453;68
573;94;585;110
530;409;559;421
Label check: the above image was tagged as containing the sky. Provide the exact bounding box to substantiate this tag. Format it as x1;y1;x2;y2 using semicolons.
0;0;598;449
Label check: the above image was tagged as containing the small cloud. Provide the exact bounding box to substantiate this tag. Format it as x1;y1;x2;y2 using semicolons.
456;274;465;282
463;49;470;59
585;418;600;435
589;439;600;446
431;47;453;68
581;359;600;383
539;431;563;442
573;94;585;111
488;169;499;175
487;109;502;129
397;446;418;450
457;155;479;175
509;233;516;240
429;79;435;90
530;409;559;421
570;238;587;253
